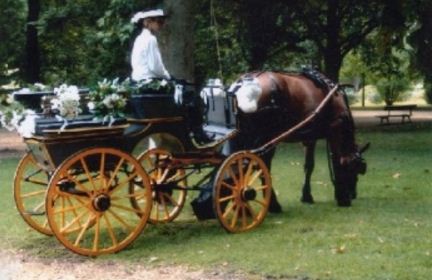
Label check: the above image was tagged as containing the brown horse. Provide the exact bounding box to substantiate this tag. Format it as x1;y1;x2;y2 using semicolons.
228;71;368;209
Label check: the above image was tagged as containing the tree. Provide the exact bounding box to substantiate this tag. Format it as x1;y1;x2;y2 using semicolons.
290;0;400;81
0;0;26;85
24;0;41;83
406;1;432;104
160;0;195;81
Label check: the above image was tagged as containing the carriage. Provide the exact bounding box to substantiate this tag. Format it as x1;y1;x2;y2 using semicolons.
11;71;367;257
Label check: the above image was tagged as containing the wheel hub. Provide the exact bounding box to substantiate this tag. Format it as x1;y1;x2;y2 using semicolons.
242;188;257;201
93;194;111;212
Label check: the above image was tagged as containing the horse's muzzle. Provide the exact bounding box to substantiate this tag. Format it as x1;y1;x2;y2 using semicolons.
357;160;367;175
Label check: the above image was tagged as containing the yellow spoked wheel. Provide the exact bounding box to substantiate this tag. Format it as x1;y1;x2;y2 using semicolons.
45;147;152;256
213;151;272;233
134;148;187;224
14;153;52;235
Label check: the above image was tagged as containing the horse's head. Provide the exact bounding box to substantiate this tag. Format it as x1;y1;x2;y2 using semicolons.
333;140;370;206
340;142;370;175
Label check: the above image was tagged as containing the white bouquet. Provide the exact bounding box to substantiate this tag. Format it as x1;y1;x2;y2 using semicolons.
51;84;82;118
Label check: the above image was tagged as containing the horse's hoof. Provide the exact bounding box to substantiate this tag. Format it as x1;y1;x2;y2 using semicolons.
301;195;314;204
337;200;351;207
268;203;282;213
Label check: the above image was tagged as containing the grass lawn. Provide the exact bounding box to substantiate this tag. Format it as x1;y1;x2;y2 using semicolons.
0;126;431;280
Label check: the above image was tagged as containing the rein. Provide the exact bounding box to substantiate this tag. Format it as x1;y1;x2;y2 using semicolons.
251;84;339;155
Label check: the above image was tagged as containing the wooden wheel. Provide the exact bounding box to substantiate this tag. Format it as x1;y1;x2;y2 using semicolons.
14;153;52;235
213;151;272;233
134;148;187;224
45;147;152;256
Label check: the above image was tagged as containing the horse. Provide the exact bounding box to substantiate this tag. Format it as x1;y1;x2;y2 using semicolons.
228;70;368;209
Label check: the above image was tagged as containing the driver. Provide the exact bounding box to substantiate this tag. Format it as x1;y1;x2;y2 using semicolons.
130;9;170;82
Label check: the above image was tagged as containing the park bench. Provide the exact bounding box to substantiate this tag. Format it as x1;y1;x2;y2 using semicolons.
376;104;417;125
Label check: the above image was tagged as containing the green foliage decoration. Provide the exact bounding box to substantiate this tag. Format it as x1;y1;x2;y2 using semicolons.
88;78;130;119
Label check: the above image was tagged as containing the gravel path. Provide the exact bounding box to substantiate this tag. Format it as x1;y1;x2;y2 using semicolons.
0;249;248;280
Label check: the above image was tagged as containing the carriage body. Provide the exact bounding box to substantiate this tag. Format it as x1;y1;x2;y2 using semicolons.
11;82;274;257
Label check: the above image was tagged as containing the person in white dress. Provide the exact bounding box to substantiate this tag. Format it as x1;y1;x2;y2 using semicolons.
130;9;170;81
131;9;174;149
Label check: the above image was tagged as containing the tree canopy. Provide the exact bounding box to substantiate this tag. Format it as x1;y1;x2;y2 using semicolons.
1;0;431;103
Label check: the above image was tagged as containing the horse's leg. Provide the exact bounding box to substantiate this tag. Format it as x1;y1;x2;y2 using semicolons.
261;147;282;213
301;140;316;204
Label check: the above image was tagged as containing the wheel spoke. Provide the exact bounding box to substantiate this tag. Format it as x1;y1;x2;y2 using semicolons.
227;166;239;187
61;196;66;228
244;203;257;222
65;173;91;195
106;158;125;189
221;181;235;191
110;202;145;215
74;214;94;246
247;169;263;186
107;209;134;231
253;185;270;191
159;192;170;220
109;172;138;194
54;201;86;215
230;206;239;228
103;214;118;247
162;192;179;207
92;216;100;253
80;158;97;191
158;168;170;184
251;199;266;207
243;161;254;185
31;200;45;213
20;189;46;199
218;195;235;203
60;210;87;233
24;178;47;186
237;159;244;186
99;152;106;189
222;202;236;219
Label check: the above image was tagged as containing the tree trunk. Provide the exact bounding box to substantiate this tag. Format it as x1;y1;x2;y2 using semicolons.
323;0;342;82
160;0;195;81
323;49;342;82
25;0;40;83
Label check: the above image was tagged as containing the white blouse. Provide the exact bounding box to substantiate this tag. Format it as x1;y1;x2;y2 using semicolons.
131;29;170;81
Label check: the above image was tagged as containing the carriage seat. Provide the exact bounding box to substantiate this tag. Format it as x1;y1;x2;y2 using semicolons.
200;80;237;140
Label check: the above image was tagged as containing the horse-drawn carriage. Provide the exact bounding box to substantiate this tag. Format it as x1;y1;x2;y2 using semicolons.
11;70;368;256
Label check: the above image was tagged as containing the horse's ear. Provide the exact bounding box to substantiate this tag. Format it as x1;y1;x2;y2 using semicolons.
359;142;370;154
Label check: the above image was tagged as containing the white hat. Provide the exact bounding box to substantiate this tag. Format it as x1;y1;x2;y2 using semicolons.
131;9;166;24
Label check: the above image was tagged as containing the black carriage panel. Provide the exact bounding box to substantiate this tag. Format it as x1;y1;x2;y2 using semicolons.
26;117;128;172
128;93;185;119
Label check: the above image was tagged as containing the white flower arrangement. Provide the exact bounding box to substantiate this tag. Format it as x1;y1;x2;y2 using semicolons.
51;84;82;118
15;110;38;138
0;93;37;137
88;78;129;119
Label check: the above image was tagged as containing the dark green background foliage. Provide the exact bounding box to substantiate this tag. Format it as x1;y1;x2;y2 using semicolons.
1;0;432;104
